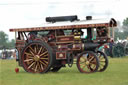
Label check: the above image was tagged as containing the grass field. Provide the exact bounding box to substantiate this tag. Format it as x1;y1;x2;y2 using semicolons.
0;57;128;85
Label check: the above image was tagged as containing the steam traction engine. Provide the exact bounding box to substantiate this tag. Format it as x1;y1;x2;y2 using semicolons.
10;15;117;73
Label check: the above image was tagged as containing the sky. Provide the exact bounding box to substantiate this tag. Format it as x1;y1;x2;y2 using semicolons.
0;0;128;40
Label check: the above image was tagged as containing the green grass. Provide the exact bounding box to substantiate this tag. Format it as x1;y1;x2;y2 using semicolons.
0;57;128;85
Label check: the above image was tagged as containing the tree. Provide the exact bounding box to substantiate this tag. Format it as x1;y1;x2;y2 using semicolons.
0;31;8;49
122;18;128;40
0;31;15;49
114;31;128;41
123;17;128;26
114;18;128;41
7;39;15;49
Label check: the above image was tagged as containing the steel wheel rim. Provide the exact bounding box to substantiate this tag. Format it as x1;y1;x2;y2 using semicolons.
77;52;98;73
22;43;50;73
97;52;106;71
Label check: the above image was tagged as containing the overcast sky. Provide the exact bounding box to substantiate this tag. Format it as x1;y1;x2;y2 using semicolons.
0;0;128;40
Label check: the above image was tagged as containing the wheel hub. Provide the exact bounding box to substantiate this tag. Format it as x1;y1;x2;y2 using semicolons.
85;61;90;65
34;55;40;61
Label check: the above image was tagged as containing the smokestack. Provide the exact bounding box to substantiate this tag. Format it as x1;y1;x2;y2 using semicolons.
86;16;92;20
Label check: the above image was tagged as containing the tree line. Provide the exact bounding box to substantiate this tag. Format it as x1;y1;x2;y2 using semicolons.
114;17;128;41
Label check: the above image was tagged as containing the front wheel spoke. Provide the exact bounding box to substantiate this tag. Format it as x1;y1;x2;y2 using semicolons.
98;54;102;58
90;60;97;65
28;62;35;69
79;61;86;64
87;65;92;71
89;56;94;62
100;60;105;62
98;55;101;58
99;57;104;60
87;55;91;60
100;63;105;66
98;65;102;70
80;62;86;67
87;54;93;60
82;64;86;69
81;57;86;61
80;62;85;66
99;65;103;69
91;65;96;69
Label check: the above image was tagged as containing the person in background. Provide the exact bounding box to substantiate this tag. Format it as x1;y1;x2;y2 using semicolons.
97;27;107;37
28;31;37;42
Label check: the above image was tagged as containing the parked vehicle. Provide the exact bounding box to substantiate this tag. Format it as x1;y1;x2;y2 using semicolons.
10;15;117;73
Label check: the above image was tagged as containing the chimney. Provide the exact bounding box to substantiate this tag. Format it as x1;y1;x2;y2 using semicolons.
86;16;92;20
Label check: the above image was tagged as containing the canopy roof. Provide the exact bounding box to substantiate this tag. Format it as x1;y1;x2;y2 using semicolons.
10;18;117;32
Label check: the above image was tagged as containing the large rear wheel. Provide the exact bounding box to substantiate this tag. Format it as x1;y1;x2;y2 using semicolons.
21;41;53;73
76;51;99;73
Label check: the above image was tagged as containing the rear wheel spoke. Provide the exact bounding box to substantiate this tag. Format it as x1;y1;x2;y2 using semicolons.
39;60;47;67
43;60;48;64
28;62;35;69
34;45;37;53
29;46;35;54
35;63;38;72
29;50;35;57
39;51;48;57
40;58;48;60
38;47;43;55
24;59;33;62
24;52;33;56
40;63;44;70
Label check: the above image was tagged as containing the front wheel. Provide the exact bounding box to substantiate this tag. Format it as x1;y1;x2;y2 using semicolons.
76;51;99;73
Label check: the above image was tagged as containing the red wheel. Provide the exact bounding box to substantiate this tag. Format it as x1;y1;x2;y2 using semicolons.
77;51;99;73
21;41;53;73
